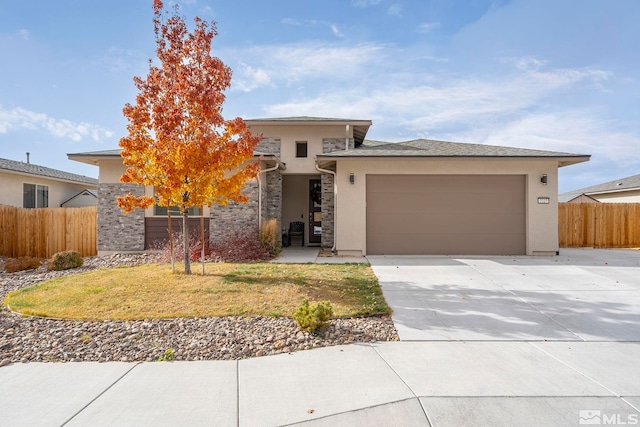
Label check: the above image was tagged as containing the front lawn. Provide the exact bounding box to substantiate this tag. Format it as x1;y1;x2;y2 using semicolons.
5;263;391;321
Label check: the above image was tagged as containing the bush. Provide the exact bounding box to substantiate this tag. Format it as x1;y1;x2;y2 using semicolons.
293;299;333;334
4;257;42;273
259;219;281;258
210;227;276;262
48;251;83;271
152;225;278;264
152;229;210;264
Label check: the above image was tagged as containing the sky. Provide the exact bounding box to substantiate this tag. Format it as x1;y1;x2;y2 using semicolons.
1;0;638;193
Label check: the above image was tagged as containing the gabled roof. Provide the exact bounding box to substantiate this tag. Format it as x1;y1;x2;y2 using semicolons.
318;139;590;167
0;157;98;186
559;173;640;202
60;189;98;206
245;116;372;147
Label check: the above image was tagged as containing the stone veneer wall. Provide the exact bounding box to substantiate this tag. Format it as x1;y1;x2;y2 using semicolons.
98;183;145;251
209;137;283;243
264;169;282;233
255;137;281;156
209;180;259;242
322;137;354;153
320;171;335;249
320;138;352;250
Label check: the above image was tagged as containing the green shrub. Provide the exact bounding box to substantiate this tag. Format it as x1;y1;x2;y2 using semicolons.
48;250;83;271
4;257;42;273
293;299;333;333
157;348;175;362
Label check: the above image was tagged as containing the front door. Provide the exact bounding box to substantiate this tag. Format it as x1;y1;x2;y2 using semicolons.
309;179;322;244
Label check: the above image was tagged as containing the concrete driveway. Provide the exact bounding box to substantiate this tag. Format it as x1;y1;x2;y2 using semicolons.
366;248;640;425
368;248;640;341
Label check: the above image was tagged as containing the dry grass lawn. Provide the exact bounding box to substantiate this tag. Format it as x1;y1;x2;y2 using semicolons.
5;262;391;321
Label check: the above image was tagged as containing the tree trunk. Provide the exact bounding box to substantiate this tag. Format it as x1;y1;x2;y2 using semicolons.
183;211;191;274
201;206;205;275
167;209;175;272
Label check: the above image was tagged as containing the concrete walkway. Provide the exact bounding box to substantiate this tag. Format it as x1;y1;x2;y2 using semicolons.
2;248;639;426
273;246;369;264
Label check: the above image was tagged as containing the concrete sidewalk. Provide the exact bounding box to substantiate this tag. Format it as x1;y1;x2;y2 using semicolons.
2;341;639;426
2;248;640;426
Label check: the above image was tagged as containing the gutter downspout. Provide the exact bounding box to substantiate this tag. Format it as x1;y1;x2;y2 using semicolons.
258;161;280;226
345;125;350;151
315;160;337;253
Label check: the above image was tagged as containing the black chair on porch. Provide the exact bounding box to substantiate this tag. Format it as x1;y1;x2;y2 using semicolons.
288;221;305;247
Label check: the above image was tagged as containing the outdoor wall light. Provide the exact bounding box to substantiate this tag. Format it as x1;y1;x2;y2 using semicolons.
541;174;548;185
350;173;355;184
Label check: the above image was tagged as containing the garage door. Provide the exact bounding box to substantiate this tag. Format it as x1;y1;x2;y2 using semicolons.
366;175;526;255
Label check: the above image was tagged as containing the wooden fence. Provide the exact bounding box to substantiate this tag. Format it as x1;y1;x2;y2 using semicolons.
559;203;640;248
0;205;97;258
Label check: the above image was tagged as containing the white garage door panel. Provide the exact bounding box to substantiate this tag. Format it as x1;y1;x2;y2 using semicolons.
366;175;526;255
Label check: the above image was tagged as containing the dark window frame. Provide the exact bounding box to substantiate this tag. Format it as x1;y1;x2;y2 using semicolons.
296;141;308;158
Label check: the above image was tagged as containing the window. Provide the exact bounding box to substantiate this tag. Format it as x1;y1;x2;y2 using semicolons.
37;185;49;208
154;205;201;216
296;141;308;158
23;184;48;208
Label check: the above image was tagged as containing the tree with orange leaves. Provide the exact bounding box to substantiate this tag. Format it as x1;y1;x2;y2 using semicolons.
117;0;260;274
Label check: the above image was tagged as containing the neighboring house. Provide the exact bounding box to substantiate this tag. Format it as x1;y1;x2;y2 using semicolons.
60;189;98;208
559;173;640;203
0;157;98;209
68;116;590;256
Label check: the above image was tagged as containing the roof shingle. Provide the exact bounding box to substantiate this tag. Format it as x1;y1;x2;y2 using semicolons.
319;139;589;159
559;173;640;202
0;157;97;185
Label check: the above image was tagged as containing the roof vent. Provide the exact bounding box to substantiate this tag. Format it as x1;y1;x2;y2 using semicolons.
26;152;30;164
616;182;623;186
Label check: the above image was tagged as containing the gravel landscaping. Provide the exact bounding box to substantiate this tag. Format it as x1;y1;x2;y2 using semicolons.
0;254;398;365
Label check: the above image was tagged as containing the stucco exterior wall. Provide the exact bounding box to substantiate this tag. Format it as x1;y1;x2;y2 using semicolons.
592;190;640;203
248;125;353;174
61;192;97;207
334;158;560;256
0;170;95;208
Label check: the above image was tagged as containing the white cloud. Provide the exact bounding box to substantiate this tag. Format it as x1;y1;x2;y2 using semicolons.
262;60;628;160
351;0;383;7
504;56;546;71
417;22;440;33
483;111;640;164
233;64;272;92
281;18;301;26
265;64;609;130
18;29;29;40
330;24;345;38
0;106;113;142
227;42;385;91
387;4;402;16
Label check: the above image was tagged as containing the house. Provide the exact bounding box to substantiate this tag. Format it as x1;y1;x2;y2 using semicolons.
68;116;590;256
60;189;98;208
0;156;98;209
559;173;640;203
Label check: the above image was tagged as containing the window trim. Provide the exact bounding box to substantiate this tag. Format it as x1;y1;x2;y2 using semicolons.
23;182;48;208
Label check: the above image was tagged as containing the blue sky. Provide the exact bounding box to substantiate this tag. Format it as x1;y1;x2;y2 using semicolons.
1;0;638;193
